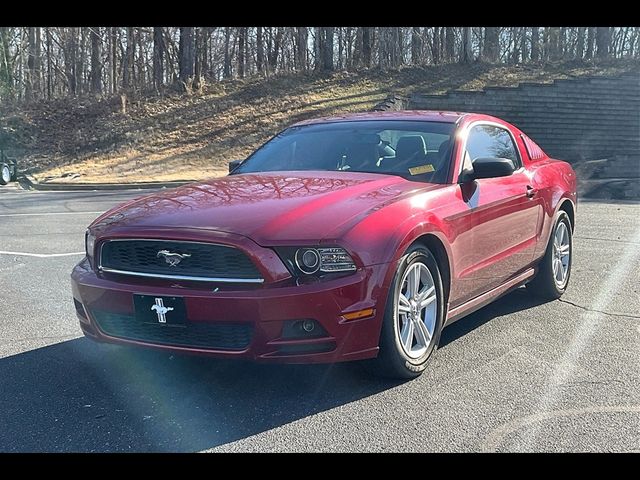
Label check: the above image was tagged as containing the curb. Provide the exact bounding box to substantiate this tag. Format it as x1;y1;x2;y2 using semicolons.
18;174;196;191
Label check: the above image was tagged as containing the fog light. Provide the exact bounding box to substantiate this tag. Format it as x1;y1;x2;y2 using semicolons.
281;319;328;339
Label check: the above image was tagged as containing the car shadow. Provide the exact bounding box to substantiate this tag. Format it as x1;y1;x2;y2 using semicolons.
0;287;549;452
439;287;552;348
0;338;402;452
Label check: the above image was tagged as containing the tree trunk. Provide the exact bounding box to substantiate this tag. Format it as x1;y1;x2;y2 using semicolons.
110;27;117;92
45;27;52;99
122;27;133;89
0;28;12;98
596;27;611;59
411;27;421;65
314;27;322;70
323;27;334;70
362;27;372;67
256;27;264;72
378;27;388;68
296;27;307;71
445;27;455;62
269;27;283;71
483;27;499;62
586;27;596;59
576;27;585;59
520;27;528;62
432;27;440;65
200;27;210;80
509;27;519;63
153;27;164;90
547;27;560;60
26;27;36;101
223;27;231;78
460;27;472;63
178;27;194;84
337;27;343;69
237;27;246;78
390;27;401;67
65;27;78;95
531;27;540;61
90;27;102;94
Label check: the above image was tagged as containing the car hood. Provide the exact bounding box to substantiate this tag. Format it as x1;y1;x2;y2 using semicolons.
91;171;443;245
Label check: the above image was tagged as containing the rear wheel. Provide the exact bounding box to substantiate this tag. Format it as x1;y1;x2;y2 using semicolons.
0;163;10;185
370;245;444;379
527;211;572;299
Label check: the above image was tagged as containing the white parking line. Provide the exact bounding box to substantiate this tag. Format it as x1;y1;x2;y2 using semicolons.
0;211;102;217
0;251;84;258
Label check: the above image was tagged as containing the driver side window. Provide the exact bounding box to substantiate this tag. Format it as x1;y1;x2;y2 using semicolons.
466;125;521;168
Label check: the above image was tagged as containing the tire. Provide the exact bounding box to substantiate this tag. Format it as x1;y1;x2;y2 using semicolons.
0;163;10;185
369;244;445;379
526;211;573;300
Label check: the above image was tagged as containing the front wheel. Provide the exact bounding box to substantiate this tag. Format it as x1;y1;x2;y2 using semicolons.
0;163;10;185
370;245;444;379
527;211;573;299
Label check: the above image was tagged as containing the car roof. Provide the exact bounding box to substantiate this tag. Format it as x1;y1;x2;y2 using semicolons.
292;110;469;127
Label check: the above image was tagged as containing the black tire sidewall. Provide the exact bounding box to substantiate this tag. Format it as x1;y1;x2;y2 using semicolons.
381;245;444;375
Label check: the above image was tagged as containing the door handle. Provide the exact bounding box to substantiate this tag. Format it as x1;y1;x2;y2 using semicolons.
526;185;537;198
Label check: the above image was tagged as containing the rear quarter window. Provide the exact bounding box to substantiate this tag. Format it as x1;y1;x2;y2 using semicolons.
521;134;547;161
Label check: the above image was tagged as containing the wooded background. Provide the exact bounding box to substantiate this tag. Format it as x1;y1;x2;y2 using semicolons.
1;27;637;102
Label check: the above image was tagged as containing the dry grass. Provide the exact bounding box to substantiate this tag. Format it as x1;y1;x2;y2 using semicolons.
1;59;637;184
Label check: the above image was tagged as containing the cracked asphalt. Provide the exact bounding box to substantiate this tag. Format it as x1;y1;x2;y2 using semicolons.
0;184;639;452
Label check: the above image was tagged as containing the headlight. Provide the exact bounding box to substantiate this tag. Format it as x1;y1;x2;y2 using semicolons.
85;230;96;258
276;246;357;277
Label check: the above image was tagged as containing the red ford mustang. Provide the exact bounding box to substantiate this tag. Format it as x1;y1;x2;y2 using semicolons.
71;111;576;378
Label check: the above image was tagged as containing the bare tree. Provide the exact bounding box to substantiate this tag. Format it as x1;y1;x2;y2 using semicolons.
596;26;611;58
122;27;133;89
90;27;102;94
2;26;639;103
460;27;472;63
25;27;38;100
178;27;194;85
256;27;264;72
362;27;372;67
483;27;499;62
411;27;421;65
223;27;231;78
153;27;164;90
237;27;246;78
295;27;307;71
576;27;586;59
531;27;540;61
445;27;455;62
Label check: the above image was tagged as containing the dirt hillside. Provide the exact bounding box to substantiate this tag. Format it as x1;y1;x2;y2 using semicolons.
0;59;637;184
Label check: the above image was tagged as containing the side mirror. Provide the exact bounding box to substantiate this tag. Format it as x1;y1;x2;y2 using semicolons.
228;159;244;173
461;157;516;182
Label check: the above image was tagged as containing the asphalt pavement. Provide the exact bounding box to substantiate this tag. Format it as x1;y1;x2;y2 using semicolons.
0;183;639;452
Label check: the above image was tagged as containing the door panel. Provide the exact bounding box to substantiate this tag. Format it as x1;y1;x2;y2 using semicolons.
447;123;542;307
449;172;540;306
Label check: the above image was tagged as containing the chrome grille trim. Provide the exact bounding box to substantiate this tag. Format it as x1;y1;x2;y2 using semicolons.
98;238;264;284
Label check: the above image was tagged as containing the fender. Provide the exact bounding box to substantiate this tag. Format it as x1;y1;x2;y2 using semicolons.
380;211;454;299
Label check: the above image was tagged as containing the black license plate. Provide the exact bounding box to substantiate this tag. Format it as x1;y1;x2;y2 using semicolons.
133;294;187;326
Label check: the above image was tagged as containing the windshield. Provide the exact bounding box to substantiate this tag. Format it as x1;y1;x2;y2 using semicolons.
234;120;456;183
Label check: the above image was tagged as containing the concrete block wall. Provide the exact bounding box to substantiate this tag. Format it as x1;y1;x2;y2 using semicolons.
409;72;640;179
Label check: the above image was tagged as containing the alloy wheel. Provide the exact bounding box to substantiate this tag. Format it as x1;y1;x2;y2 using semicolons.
396;262;438;359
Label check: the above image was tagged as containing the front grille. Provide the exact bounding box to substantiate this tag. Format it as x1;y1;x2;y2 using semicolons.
91;310;253;351
99;239;262;282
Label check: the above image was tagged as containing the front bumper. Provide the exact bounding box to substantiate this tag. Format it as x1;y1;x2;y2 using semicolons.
71;257;390;363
